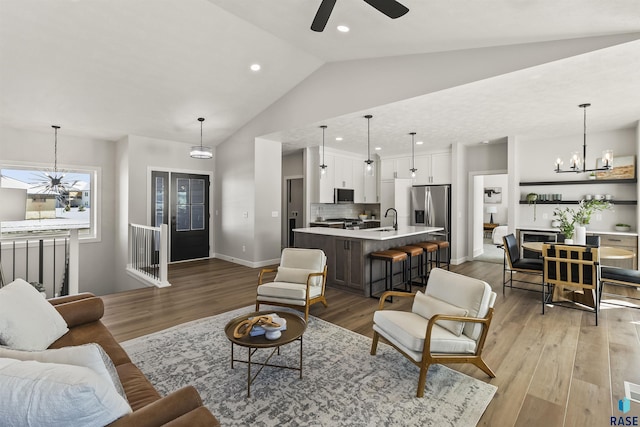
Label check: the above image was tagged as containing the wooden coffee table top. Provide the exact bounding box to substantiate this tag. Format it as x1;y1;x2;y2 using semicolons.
224;311;306;348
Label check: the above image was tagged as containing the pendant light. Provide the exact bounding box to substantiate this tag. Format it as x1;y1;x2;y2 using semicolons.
554;103;612;173
319;125;328;177
190;117;213;159
409;132;417;178
364;114;374;177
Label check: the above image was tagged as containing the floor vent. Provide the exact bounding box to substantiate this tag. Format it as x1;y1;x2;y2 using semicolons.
625;381;640;404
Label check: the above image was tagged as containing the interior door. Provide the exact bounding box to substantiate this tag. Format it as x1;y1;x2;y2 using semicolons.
170;173;210;262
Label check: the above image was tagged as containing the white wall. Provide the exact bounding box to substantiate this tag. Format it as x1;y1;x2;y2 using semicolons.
516;128;636;231
0;126;117;296
254;138;282;265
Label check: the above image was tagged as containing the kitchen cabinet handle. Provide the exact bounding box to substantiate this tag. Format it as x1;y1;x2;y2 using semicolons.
608;239;622;242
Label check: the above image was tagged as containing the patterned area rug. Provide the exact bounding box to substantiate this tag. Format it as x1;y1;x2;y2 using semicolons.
121;306;497;426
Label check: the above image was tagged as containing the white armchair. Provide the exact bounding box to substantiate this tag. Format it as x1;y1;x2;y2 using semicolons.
256;248;328;321
370;268;497;397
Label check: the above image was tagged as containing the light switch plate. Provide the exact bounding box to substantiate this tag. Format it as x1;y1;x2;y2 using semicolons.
272;211;278;217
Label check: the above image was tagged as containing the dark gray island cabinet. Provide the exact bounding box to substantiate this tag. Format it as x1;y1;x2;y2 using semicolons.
293;226;444;297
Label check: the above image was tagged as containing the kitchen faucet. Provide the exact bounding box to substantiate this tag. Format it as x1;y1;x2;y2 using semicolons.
384;208;398;230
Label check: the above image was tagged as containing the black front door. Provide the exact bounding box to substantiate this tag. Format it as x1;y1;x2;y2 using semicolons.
170;173;210;262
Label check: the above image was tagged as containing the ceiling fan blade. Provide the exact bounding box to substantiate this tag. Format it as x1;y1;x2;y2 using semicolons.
363;0;409;19
311;0;337;32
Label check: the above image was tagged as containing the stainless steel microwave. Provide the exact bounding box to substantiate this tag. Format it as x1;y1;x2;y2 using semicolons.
334;188;354;203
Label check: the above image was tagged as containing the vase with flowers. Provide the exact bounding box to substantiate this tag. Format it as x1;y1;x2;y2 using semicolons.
553;199;611;244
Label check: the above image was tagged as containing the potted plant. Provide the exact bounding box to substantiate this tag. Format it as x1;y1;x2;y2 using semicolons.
553;207;575;243
526;193;538;221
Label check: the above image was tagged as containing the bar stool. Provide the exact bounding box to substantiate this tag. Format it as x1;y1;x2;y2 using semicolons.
430;239;450;270
369;250;408;301
390;245;425;290
413;241;439;280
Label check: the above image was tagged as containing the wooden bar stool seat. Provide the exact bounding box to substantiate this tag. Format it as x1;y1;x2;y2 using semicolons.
370;250;408;301
391;245;425;290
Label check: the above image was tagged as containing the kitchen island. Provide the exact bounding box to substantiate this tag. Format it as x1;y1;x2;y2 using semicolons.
293;226;444;297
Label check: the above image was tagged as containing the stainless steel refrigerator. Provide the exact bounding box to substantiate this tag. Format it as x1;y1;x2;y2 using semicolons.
410;185;451;236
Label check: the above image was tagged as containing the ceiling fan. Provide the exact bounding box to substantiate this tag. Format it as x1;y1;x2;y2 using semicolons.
311;0;409;32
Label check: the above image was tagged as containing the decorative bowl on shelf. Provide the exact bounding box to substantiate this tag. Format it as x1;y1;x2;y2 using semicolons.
358;214;367;220
615;224;631;232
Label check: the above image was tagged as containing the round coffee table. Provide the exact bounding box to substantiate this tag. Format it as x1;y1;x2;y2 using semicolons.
224;311;307;397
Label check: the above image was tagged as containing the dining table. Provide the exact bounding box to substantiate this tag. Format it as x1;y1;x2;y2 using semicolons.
521;241;635;309
521;241;635;260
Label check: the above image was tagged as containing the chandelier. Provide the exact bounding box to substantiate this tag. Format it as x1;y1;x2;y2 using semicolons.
554;103;613;173
32;125;75;195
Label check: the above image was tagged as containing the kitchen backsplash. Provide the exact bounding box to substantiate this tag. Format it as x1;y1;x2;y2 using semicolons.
312;203;380;220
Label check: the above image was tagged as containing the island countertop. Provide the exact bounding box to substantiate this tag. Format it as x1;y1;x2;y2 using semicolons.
293;226;444;241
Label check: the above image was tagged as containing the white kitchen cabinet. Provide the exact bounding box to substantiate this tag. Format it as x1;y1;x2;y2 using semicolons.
430;152;452;184
334;156;353;189
364;170;377;203
380;159;395;180
394;157;413;179
411;152;451;185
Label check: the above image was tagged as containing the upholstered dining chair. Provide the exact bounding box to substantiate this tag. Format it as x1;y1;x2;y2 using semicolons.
370;268;497;397
502;234;544;300
256;248;328;321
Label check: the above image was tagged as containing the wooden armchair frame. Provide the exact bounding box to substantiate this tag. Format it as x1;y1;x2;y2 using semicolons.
370;290;495;397
542;244;600;325
256;265;328;321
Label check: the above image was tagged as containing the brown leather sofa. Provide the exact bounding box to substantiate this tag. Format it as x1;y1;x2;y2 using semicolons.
47;293;220;426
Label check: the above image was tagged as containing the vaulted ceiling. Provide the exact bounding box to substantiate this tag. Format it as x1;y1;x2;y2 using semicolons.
1;0;639;157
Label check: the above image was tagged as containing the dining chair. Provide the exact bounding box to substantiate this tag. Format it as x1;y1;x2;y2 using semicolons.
502;234;544;302
541;243;600;325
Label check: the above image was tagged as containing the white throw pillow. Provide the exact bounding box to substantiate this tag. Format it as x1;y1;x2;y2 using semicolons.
0;279;69;350
0;343;126;400
0;357;132;426
275;267;322;286
412;291;469;336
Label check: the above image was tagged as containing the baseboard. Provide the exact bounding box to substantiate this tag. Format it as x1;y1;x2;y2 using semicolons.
215;253;279;269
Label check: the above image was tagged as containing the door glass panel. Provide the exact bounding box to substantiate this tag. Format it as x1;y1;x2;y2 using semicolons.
154;176;164;226
191;205;204;230
176;205;190;231
190;179;204;204
177;178;189;205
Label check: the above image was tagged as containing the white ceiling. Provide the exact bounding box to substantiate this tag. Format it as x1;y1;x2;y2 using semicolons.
1;0;639;157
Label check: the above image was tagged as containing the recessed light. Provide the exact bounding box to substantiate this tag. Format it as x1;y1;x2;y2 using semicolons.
416;141;424;145
250;64;261;72
375;147;382;151
337;25;350;33
481;140;489;144
335;137;343;141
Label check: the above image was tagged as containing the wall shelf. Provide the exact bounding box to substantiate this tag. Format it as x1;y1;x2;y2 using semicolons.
519;200;637;205
520;179;637;186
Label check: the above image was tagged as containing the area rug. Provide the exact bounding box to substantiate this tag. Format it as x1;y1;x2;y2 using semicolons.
121;306;497;426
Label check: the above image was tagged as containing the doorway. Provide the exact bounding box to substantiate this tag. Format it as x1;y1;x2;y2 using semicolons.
472;173;508;264
151;171;210;262
286;178;303;248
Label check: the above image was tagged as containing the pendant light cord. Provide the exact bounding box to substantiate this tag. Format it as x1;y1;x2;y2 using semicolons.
52;125;60;174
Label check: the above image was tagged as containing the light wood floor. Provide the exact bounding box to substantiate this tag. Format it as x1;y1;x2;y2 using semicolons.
101;258;640;426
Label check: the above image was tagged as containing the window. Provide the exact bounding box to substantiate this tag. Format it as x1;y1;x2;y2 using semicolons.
0;165;99;240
